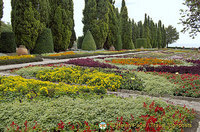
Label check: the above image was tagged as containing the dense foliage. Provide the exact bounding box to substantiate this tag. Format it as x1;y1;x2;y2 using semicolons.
32;28;54;54
81;30;96;51
0;32;16;53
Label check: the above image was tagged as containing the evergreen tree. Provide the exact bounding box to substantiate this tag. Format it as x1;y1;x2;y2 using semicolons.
82;30;96;51
104;2;120;50
132;19;137;47
95;0;109;49
137;21;144;38
0;0;3;33
161;25;167;48
11;0;44;51
49;0;73;52
120;0;133;49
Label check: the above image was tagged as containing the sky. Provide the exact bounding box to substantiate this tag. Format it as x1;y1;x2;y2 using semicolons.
2;0;200;48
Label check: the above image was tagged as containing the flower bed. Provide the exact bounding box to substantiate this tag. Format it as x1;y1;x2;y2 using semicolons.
138;65;200;75
36;66;122;91
1;96;196;131
151;72;200;98
0;76;105;101
65;58;118;69
106;58;178;66
0;55;35;60
48;51;76;57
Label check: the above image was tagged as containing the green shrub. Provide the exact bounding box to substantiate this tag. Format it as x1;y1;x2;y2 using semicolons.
14;66;53;77
134;71;177;96
136;38;147;48
81;30;96;51
77;36;84;49
32;28;54;54
0;32;16;53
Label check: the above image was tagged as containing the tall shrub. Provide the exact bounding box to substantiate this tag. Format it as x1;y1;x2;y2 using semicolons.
32;28;54;54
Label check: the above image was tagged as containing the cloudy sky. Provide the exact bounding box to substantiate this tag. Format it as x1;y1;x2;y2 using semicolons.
2;0;200;48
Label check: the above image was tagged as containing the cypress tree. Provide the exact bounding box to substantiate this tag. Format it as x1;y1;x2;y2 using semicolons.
161;25;167;48
49;0;73;52
120;0;133;49
138;21;144;38
105;2;118;50
143;14;151;48
11;0;44;51
82;0;97;36
0;0;3;33
131;19;137;47
95;0;109;49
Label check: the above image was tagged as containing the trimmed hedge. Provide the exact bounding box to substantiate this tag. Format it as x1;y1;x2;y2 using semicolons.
136;38;147;48
0;32;16;53
81;30;96;51
0;57;43;66
32;28;54;54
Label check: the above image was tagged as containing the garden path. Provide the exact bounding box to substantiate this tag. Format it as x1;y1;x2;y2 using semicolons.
0;51;152;71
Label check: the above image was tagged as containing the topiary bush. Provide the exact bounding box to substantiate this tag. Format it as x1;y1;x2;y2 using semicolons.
81;30;96;51
32;28;54;54
136;38;147;48
0;32;16;53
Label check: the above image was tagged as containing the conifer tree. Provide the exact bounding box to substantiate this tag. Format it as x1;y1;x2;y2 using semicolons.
0;0;3;33
132;19;137;47
11;0;44;51
120;0;133;49
49;0;73;52
104;1;121;50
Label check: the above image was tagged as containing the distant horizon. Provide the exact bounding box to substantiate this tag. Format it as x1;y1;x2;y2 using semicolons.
169;43;199;48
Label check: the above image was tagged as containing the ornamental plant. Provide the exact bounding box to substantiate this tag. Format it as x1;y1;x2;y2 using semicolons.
0;76;106;101
48;51;75;57
151;72;200;98
106;58;177;66
36;66;122;91
65;58;118;69
0;55;35;60
4;98;196;131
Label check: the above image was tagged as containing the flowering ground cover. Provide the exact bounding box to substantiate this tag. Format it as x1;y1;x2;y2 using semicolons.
0;55;35;60
47;51;76;57
65;58;118;69
105;58;179;66
0;76;105;101
1;96;196;131
150;72;200;98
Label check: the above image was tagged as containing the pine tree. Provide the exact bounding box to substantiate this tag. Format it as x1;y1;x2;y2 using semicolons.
0;0;3;33
120;0;133;49
11;0;44;51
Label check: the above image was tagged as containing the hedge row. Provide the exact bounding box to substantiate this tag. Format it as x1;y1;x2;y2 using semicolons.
0;57;43;66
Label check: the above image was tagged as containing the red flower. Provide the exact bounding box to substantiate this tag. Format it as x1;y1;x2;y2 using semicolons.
143;102;147;108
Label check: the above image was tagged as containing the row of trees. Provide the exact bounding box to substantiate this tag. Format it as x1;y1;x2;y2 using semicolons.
11;0;76;52
82;0;179;50
1;0;197;52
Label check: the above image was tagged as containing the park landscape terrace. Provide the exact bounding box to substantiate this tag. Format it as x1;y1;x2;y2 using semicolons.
0;0;200;132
